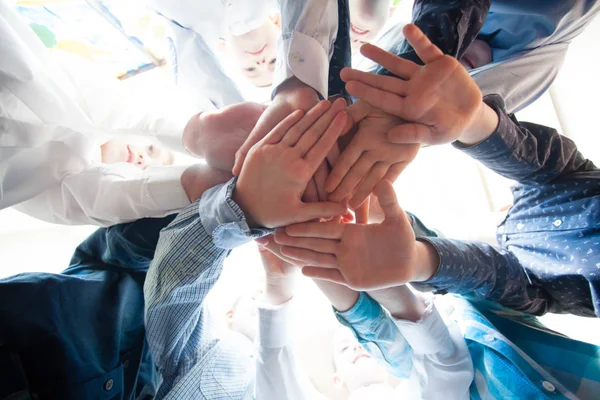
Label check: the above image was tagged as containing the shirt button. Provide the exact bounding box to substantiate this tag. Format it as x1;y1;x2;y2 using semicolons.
542;381;556;392
516;223;524;230
483;334;494;342
104;379;114;391
553;219;562;227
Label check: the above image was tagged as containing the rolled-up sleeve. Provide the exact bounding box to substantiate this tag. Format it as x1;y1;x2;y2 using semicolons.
273;0;338;99
335;292;414;379
393;300;473;400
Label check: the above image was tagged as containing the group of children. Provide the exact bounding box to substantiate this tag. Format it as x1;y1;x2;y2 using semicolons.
1;0;600;399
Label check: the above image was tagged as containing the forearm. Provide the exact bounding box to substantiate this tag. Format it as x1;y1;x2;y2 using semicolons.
144;199;229;377
313;279;360;312
14;164;189;226
456;95;596;184
411;237;554;315
367;285;426;323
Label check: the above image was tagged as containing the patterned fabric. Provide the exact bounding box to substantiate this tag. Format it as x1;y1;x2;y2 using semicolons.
144;179;270;399
327;0;351;99
0;215;175;399
377;0;490;75
334;292;414;379
336;292;600;399
458;297;600;399
414;95;600;317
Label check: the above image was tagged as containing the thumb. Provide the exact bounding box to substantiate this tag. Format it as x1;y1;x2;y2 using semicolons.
294;202;348;224
373;180;402;219
343;100;370;134
387;123;433;144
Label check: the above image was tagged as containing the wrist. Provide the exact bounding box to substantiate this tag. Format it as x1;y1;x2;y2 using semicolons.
458;102;499;146
232;180;260;228
412;240;440;282
182;112;204;158
263;279;295;305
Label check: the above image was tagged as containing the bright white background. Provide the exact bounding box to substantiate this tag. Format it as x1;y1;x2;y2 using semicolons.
1;3;599;397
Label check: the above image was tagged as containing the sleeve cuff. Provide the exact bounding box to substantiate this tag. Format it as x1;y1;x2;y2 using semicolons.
393;300;453;355
257;297;295;348
452;94;516;160
199;177;272;249
273;32;329;99
334;292;384;328
145;165;191;213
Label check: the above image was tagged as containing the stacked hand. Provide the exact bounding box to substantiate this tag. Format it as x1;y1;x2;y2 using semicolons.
273;180;438;291
234;99;349;229
341;24;486;146
183;102;267;171
325;100;420;209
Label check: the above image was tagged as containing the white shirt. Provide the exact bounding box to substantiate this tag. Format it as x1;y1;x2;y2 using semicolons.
273;0;339;99
256;298;328;400
0;0;192;226
392;300;473;400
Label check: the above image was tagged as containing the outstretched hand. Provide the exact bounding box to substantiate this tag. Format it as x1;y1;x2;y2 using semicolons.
274;180;437;291
341;24;487;146
234;99;348;229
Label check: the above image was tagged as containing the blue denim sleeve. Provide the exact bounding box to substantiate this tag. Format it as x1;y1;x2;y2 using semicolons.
334;292;414;379
413;237;555;315
454;95;597;185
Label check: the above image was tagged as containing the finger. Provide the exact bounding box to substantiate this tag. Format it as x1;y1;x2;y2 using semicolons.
295;98;346;157
340;68;408;96
274;230;339;254
328;156;374;203
383;161;410;183
344;100;371;130
313;160;330;201
280;247;338;268
373;179;403;219
354;197;370;224
304;111;348;168
285;221;344;239
324;140;364;193
262;110;305;145
346;81;406;117
258;236;305;267
387;123;435;144
359;43;419;79
293;202;347;225
301;267;346;284
280;100;331;147
326;141;340;168
349;162;388;210
403;24;444;64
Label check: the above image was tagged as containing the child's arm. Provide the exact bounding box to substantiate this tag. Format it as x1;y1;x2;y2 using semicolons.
334;290;473;399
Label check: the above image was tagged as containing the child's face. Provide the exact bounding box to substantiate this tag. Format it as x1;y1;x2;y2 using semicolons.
349;0;392;53
459;39;492;70
101;138;173;169
224;17;280;87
